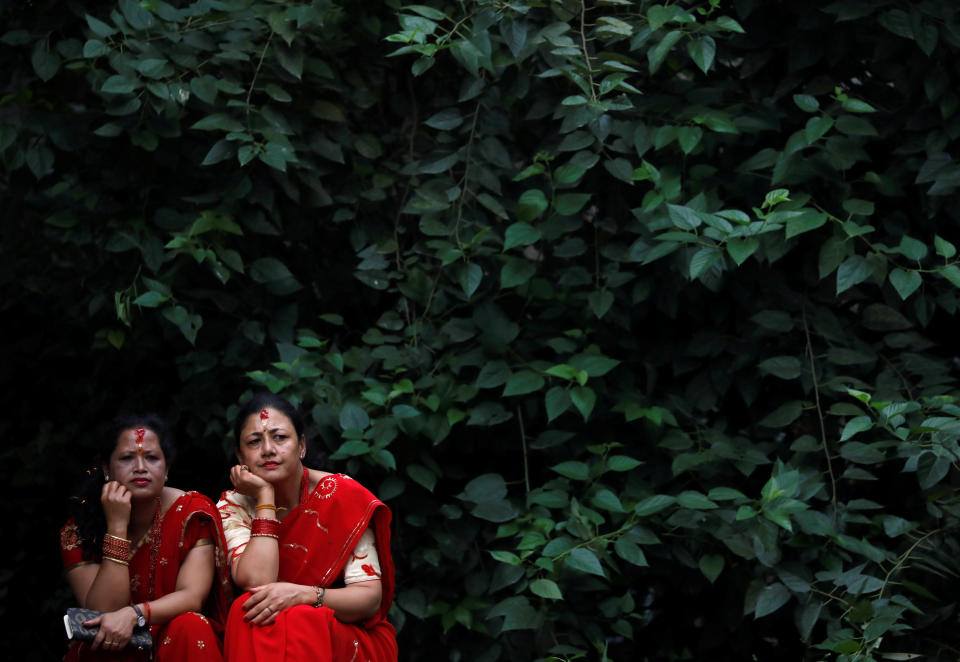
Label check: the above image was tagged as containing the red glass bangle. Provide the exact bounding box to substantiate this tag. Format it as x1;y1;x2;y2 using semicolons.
251;517;280;537
143;601;151;624
103;534;131;562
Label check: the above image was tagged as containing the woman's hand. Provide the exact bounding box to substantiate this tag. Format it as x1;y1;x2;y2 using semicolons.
87;607;137;651
242;582;310;626
229;464;273;499
100;481;132;532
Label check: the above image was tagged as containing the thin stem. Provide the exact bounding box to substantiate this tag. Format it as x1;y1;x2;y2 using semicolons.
579;2;597;101
518;407;530;494
802;301;837;515
246;31;274;129
454;102;482;248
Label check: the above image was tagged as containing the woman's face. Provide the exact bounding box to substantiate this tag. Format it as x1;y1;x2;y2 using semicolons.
236;407;304;484
104;427;167;500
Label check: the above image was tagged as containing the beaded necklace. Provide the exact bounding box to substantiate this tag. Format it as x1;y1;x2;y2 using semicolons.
145;497;162;600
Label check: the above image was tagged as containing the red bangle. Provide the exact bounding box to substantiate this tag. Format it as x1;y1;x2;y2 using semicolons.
102;534;131;562
143;601;151;624
251;518;280;538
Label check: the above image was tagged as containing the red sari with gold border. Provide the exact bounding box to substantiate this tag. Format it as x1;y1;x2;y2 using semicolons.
221;472;397;662
60;492;232;662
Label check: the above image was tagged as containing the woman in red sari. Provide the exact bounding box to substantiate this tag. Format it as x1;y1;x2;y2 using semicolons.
218;393;397;662
59;413;232;661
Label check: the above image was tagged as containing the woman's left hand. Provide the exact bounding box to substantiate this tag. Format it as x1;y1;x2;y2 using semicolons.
243;582;309;626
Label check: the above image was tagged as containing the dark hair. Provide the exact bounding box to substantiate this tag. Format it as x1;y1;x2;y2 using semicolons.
233;392;305;448
68;413;175;560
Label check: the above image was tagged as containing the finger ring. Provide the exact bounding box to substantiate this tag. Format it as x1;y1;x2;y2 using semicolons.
241;465;249;471
265;605;273;613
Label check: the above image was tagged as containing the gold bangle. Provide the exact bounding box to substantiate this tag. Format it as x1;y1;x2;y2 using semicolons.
254;504;277;512
103;533;131;543
103;554;129;566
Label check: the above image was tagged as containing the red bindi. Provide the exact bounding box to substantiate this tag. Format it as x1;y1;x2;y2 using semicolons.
260;408;269;431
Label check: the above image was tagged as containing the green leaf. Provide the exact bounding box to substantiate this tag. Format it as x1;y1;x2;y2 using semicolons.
407;464;437;492
551;461;589;481
82;39;110;58
614;538;648;567
31;42;61;82
85;14;117;38
570;354;620;377
500;258;537;289
714;16;745;32
503;222;541;250
896;235;927;261
564;548;606;577
689;247;721;280
588;290;615;319
191;114;244;132
607;455;642;471
592;489;625;512
634;494;676;516
120;0;155;30
530;578;563;600
570;386;596;420
477;361;511;389
888;269;922;300
503;370;545;396
754;582;792;618
762;188;791;208
759;401;802;428
842;98;877;113
516;189;549;222
940;264;960;289
805;116;834;143
487;596;539;631
836;255;872;294
649;30;683;74
676;491;718;510
793;94;820;112
101;75;137;95
758;356;803;379
555;194;593;221
545;386;571;422
699;554;724;583
935;235;956;258
458;263;483;298
686;36;715;74
727;238;759;266
339;403;370;431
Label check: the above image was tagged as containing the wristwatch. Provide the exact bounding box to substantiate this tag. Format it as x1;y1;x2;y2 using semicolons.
130;603;146;628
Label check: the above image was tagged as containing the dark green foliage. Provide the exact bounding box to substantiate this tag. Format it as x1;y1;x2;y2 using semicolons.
6;1;960;660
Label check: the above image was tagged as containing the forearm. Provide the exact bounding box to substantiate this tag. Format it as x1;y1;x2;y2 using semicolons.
140;588;205;626
321;580;382;623
232;537;280;588
232;488;280;589
83;561;132;610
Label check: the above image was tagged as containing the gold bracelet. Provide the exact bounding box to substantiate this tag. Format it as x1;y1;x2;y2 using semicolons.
254;503;277;512
103;554;129;566
103;533;131;543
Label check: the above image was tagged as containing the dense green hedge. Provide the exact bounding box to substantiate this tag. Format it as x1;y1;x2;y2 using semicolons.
5;1;960;660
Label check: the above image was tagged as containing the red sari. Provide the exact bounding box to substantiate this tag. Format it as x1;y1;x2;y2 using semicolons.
221;472;397;662
60;492;232;662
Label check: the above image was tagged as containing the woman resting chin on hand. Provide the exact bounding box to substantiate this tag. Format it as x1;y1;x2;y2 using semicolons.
217;393;397;662
60;413;232;661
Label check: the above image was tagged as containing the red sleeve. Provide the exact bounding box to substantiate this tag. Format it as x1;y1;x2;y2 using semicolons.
59;520;89;568
177;498;217;563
